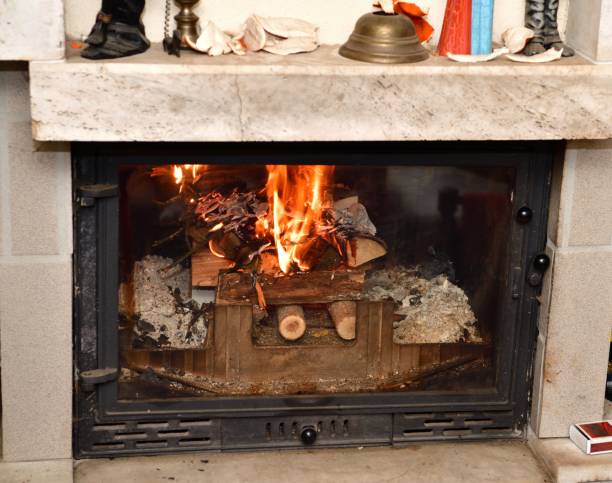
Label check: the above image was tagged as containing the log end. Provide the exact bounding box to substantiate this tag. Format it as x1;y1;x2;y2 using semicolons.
277;305;307;341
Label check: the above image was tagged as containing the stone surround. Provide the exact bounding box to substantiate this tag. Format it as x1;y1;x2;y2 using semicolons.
29;47;612;142
529;140;612;439
0;65;72;464
2;1;612;482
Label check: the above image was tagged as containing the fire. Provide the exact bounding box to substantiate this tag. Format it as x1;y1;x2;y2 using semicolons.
160;163;337;275
263;165;335;273
169;164;207;191
173;165;183;184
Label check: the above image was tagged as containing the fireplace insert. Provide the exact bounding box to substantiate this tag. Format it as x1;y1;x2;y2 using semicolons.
74;141;554;457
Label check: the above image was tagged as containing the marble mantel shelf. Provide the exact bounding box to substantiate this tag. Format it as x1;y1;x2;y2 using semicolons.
29;45;612;142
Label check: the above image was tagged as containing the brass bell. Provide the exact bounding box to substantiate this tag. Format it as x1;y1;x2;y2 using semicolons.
340;12;429;64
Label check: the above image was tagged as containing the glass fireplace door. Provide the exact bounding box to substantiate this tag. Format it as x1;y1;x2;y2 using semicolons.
75;142;553;456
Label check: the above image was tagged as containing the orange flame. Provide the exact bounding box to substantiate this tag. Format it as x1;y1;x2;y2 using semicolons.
173;165;183;185
170;164;207;192
263;165;334;273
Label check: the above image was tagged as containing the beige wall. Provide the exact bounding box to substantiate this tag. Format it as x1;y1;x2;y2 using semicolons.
0;64;73;462
64;0;568;46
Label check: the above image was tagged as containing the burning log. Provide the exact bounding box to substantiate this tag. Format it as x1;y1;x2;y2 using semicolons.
313;243;343;271
328;301;357;340
276;305;306;341
346;236;387;268
208;231;243;260
333;194;359;211
216;270;365;306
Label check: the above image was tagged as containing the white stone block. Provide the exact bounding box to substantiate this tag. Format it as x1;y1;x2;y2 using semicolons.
536;248;612;438
0;0;65;61
0;260;72;461
29;47;612;142
566;0;612;61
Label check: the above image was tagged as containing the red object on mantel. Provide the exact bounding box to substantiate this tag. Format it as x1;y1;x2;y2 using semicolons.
437;0;472;56
570;421;612;455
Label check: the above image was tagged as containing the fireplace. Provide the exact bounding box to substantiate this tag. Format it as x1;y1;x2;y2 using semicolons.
74;141;553;457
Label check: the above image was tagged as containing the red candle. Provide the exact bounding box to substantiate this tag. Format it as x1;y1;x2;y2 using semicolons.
438;0;472;56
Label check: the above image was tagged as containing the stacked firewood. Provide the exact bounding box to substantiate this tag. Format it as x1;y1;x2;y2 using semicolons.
190;189;388;342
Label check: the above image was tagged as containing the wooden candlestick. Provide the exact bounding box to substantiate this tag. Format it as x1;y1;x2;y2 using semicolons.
175;0;200;48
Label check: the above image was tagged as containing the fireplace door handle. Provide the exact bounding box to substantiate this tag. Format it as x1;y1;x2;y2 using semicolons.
78;183;118;207
79;367;119;392
526;254;551;287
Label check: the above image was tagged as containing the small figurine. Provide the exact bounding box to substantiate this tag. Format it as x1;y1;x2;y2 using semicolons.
82;0;150;60
524;0;574;57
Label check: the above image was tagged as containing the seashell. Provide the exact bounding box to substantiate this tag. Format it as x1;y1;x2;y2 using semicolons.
501;27;535;54
229;33;247;56
186;20;232;56
255;15;318;40
243;15;267;52
447;48;509;63
264;32;283;48
506;47;563;63
262;36;319;55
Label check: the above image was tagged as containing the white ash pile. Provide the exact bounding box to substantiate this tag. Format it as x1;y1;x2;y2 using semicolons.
365;266;481;344
119;255;210;349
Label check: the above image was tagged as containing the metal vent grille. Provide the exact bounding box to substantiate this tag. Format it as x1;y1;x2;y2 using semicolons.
82;419;221;456
393;410;518;443
222;414;392;449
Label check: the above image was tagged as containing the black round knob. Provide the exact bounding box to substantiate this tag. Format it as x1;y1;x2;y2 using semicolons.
516;206;533;224
301;427;317;446
533;254;551;272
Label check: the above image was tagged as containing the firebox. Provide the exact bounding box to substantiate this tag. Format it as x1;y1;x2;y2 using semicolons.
74;141;554;457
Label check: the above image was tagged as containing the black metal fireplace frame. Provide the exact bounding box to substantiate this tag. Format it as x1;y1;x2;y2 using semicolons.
74;141;555;458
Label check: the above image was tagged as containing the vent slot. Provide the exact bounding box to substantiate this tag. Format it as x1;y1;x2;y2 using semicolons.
137;421;169;429
178;438;212;447
93;424;127;432
114;432;147;440
464;419;494;426
158;429;190;437
424;419;454;427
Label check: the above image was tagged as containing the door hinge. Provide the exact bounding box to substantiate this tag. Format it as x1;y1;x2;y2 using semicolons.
79;367;118;392
78;184;118;207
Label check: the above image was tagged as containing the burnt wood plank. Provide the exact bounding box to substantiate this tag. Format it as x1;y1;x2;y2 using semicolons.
216;270;365;305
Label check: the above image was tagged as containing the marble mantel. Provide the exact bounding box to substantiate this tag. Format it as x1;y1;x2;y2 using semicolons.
29;45;612;143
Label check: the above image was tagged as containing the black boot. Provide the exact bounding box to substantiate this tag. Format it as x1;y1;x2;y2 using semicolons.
543;0;575;57
524;0;547;56
82;0;150;60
